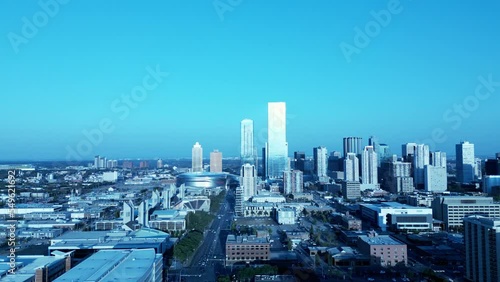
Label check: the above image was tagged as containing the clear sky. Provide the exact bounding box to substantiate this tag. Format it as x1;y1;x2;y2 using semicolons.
1;0;499;161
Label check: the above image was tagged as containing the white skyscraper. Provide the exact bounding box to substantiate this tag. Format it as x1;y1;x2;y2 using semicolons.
210;150;223;173
344;153;359;182
361;146;378;185
192;142;203;172
424;165;447;192
402;143;418;163
431;151;447;168
266;102;288;179
241;119;255;165
284;169;304;194
413;144;430;187
292;170;303;194
456;141;475;184
241;164;257;201
313;146;328;178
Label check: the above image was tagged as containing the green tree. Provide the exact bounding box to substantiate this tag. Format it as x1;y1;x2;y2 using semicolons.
217;276;231;282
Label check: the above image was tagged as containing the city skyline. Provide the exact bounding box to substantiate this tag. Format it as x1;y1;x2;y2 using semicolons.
1;1;500;161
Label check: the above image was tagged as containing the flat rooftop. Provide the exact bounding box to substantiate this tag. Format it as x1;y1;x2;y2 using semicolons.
358;234;405;246
49;228;170;251
0;255;67;281
361;202;432;211
226;235;269;245
54;249;161;282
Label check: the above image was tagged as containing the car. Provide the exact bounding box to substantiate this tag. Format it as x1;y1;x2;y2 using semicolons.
367;278;375;281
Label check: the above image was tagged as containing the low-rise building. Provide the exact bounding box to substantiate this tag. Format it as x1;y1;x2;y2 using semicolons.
341;214;362;231
276;208;296;225
149;210;186;232
357;231;407;267
0;254;71;281
54;249;163;282
360;202;433;232
225;235;270;265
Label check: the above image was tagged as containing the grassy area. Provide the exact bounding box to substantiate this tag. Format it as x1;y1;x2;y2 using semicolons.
173;230;204;262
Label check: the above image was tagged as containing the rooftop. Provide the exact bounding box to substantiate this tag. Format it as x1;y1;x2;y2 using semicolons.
361;202;432;211
226;235;269;245
0;255;68;281
358;233;405;246
54;249;161;282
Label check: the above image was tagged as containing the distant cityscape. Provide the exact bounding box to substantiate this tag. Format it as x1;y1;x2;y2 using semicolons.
0;101;499;282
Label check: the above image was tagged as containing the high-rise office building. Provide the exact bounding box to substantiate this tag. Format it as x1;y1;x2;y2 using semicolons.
94;155;100;169
485;157;500;176
431;151;447;167
384;161;414;193
378;144;391;167
283;169;301;195
328;151;343;172
313;146;328;178
266;102;288;179
241;164;257;201
343;137;363;157
294;151;306;172
424;165;447;192
475;158;483;181
368;136;380;154
241;119;255;165
157;159;163;169
210;150;223;173
413;144;430;188
344;153;359;182
402;143;418;163
235;187;244;216
192;142;203;173
361;146;378;185
283;170;292;195
292;170;303;194
456;141;476;184
464;215;500;282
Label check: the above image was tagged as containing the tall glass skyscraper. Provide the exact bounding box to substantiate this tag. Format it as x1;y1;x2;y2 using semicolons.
456;141;476;184
266;102;288;179
361;146;378;184
192;142;203;172
343;137;363;157
413;144;430;187
240;119;255;165
313;146;328;178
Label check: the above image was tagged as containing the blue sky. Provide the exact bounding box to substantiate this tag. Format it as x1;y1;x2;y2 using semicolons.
1;0;499;161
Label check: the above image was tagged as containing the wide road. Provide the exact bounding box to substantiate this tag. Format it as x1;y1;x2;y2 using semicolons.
173;189;234;282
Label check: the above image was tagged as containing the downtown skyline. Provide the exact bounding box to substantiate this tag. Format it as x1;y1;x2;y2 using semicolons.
1;1;500;161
